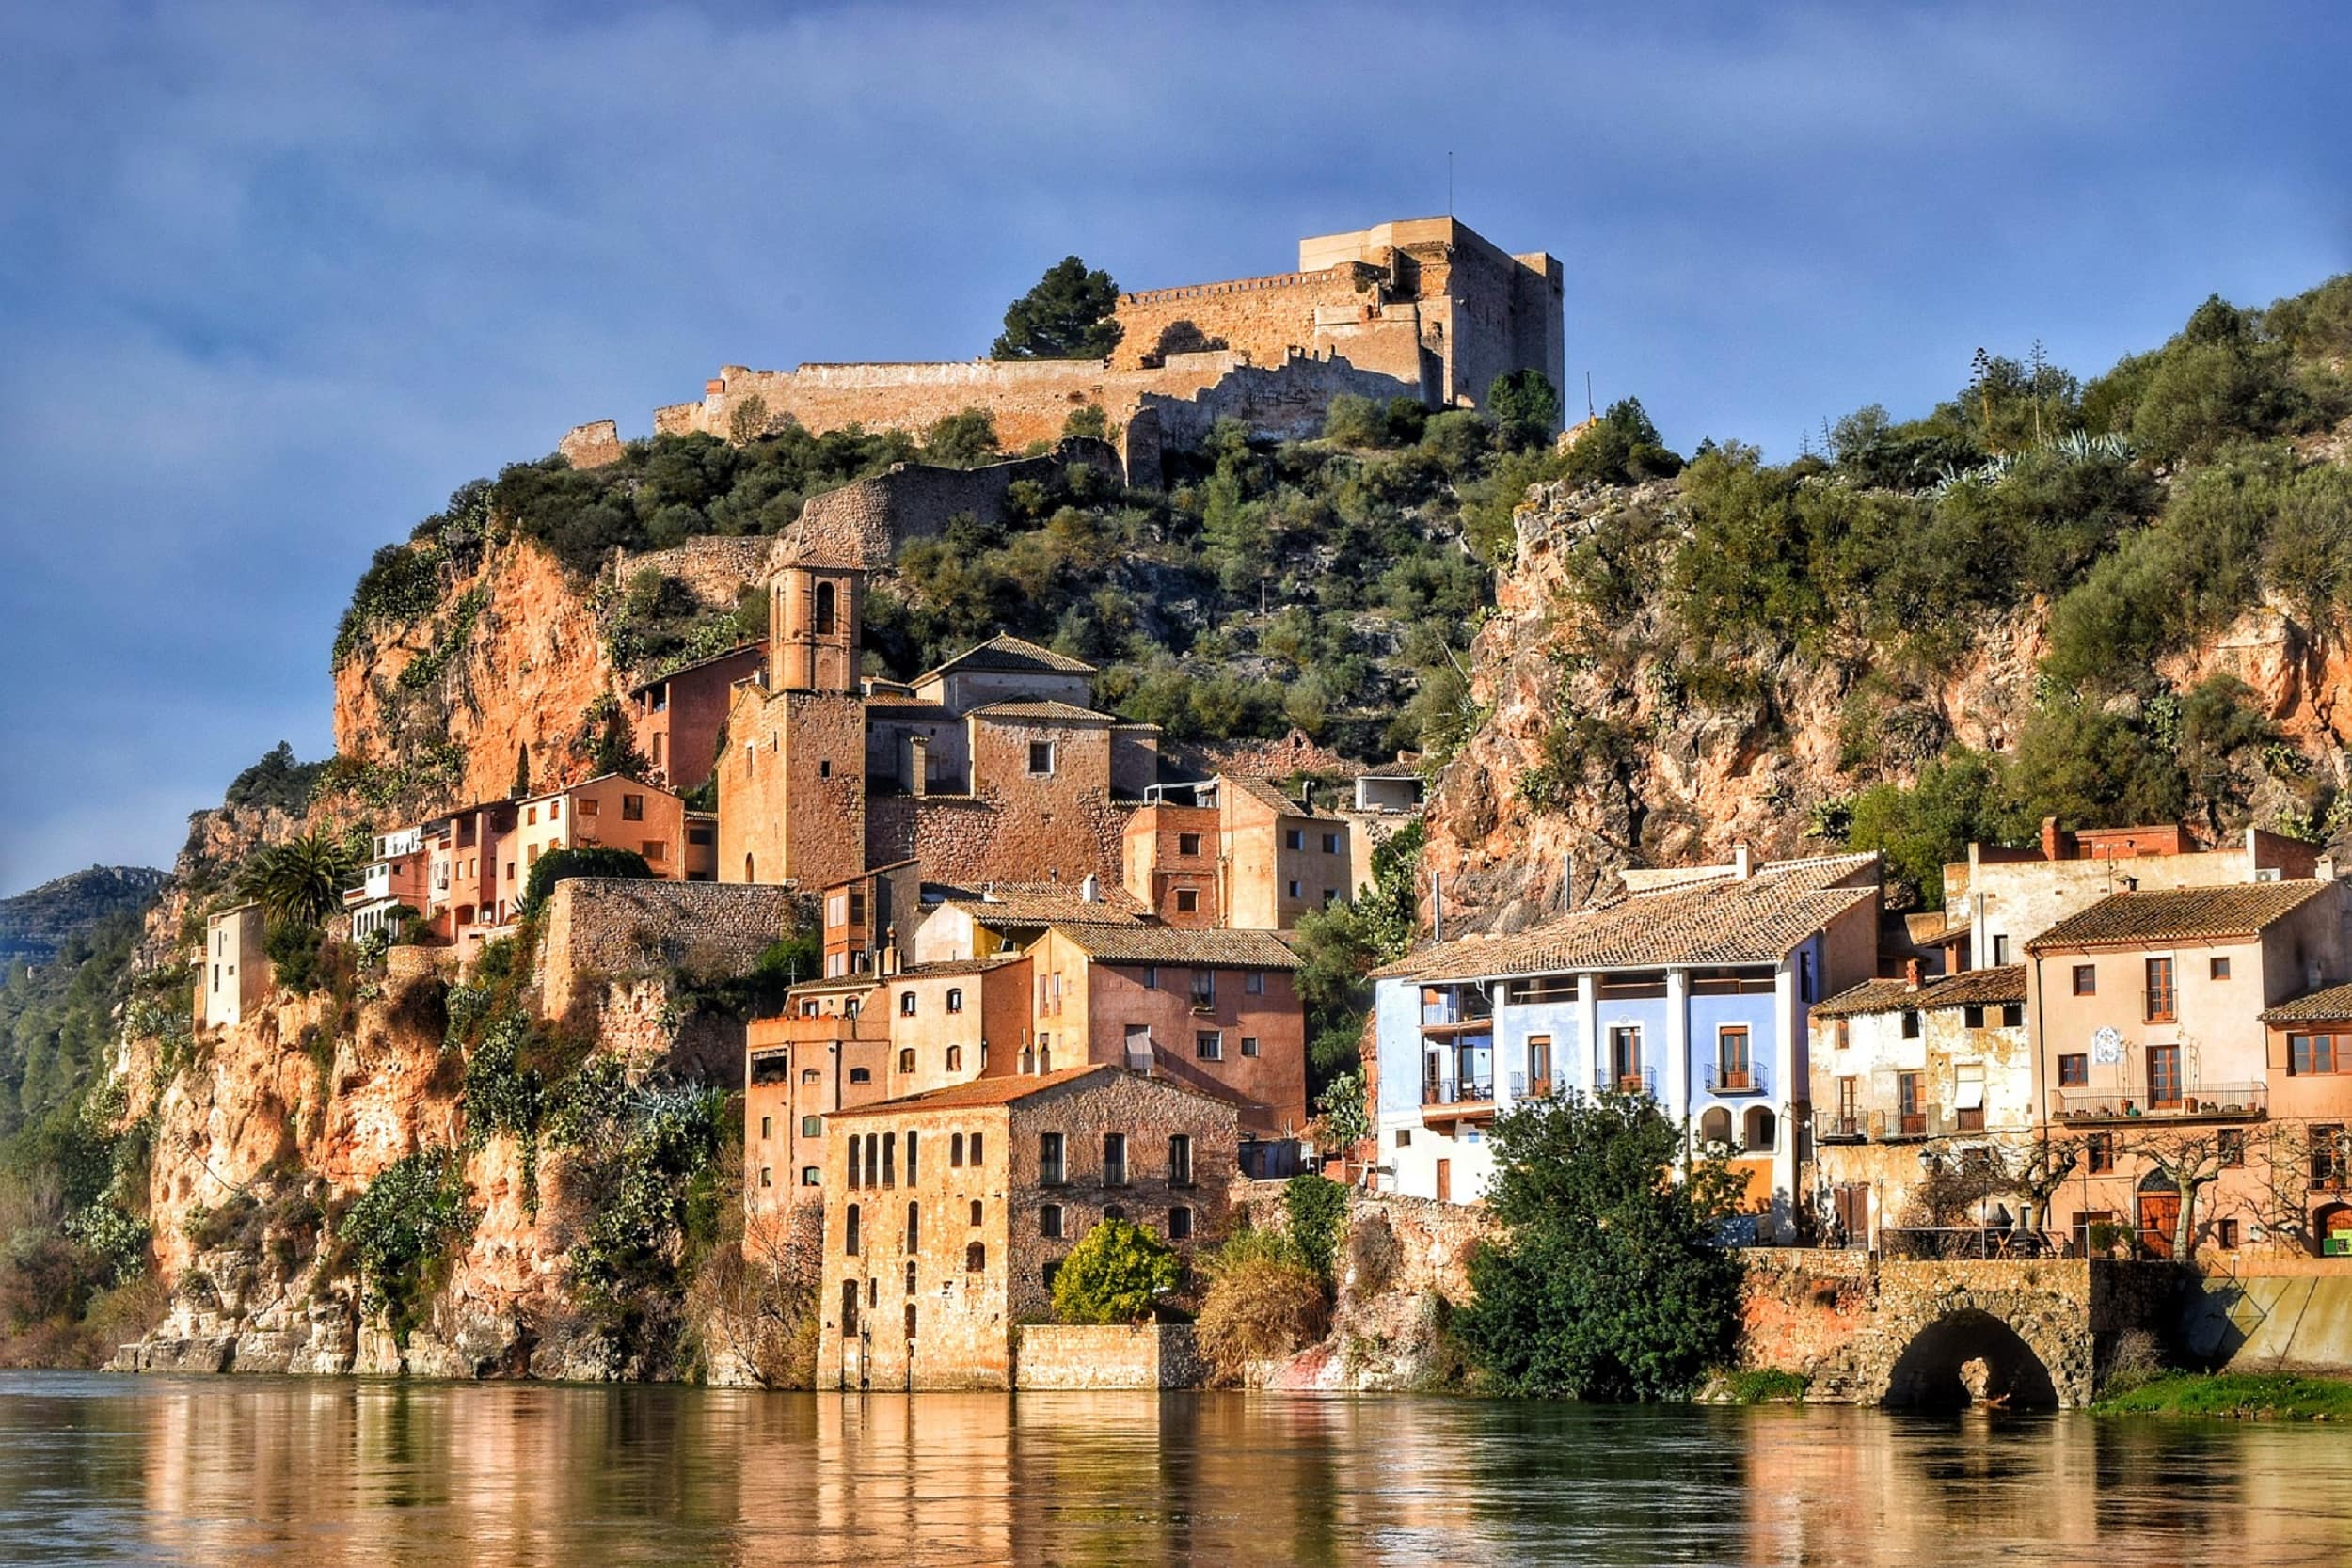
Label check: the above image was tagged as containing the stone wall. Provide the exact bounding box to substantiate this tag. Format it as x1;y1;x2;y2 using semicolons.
1108;264;1381;372
783;441;1120;572
536;878;796;1018
867;787;1135;890
559;419;625;469
1014;1323;1205;1389
613;535;775;609
1230;1181;1497;1303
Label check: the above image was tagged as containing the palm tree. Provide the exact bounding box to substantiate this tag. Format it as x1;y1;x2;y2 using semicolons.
235;830;357;929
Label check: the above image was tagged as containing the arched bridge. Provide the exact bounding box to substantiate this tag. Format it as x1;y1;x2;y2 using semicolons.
1740;1252;2178;1408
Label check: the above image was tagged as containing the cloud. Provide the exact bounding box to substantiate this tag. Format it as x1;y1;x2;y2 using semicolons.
1;0;2345;893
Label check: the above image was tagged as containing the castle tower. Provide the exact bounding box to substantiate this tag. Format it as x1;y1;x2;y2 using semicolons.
771;562;863;693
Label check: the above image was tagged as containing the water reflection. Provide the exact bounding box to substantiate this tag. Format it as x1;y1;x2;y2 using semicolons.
1;1373;2348;1565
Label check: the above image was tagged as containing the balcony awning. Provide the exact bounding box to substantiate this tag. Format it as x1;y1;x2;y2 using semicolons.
1955;1080;1985;1111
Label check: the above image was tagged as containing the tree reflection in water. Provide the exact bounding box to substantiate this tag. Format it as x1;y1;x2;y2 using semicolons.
0;1373;2347;1565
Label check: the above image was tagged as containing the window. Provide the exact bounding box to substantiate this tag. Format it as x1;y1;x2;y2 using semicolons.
969;1132;982;1164
1246;970;1265;996
1323;890;1338;906
2313;1127;2348;1186
848;1137;864;1188
1197;1031;1224;1061
623;794;644;821
1395;1129;1412;1148
1716;1026;1752;1091
1040;1203;1064;1239
2073;964;2096;996
946;1045;962;1071
760;1116;772;1139
882;1132;896;1188
526;806;538;826
1190;970;1215;1007
688;825;714;847
818;759;832;779
759;1166;771;1188
802;1116;820;1138
1284;829;1303;851
1993;935;2010;965
906;1201;920;1252
970;1199;983;1226
2215;1218;2241;1249
2292;1033;2342;1075
2087;1132;2115;1174
1104;1133;1127;1187
2211;956;2232;981
1028;741;1056;775
802;1166;820;1186
1040;1133;1066;1185
1104;1205;1125;1223
1963;1005;1985;1029
1900;1010;1921;1040
946;988;963;1013
1897;1071;1924;1136
1174;889;1199;913
2219;1128;2247;1168
2058;1053;2089;1087
905;1262;917;1298
900;990;917;1016
1042;1261;1061;1294
898;1048;915;1073
1178;832;1200;857
1286;879;1301;899
845;1203;861;1256
2148;1044;2183;1109
2145;957;2177;1022
850;1067;871;1084
548;800;562;821
815;580;836;634
1168;1134;1194;1187
966;1242;985;1272
841;1280;858;1338
1168;1206;1193;1241
951;1133;965;1166
1241;1037;1260;1058
1322;832;1339;855
2001;1003;2025;1028
1800;951;1817;1004
905;1132;918;1183
1142;966;1159;990
802;1068;820;1084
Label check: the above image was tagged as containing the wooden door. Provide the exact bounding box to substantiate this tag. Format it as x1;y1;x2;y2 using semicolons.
2147;1045;2183;1109
1435;1158;1452;1204
2137;1190;2181;1259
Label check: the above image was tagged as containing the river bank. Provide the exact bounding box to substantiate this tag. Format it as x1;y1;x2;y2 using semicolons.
2096;1371;2352;1420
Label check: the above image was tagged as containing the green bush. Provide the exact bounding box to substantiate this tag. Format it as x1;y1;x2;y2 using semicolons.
339;1148;476;1342
1281;1174;1348;1281
520;847;653;913
1049;1217;1180;1324
1193;1227;1329;1377
1562;397;1683;487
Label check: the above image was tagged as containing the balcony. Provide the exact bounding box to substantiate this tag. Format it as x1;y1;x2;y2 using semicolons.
1511;1072;1559;1101
2052;1084;2266;1125
1593;1066;1658;1098
1421;1077;1496;1131
1816;1113;1867;1145
1705;1066;1769;1098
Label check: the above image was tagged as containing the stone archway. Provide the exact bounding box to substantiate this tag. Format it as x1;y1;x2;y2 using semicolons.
1881;1308;2060;1409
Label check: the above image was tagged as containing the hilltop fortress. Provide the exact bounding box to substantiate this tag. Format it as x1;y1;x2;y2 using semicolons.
561;217;1563;468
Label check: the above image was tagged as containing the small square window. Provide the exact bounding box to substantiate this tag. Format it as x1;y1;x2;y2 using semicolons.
2073;964;2096;996
1241;1037;1260;1057
1963;1004;1985;1028
1322;832;1338;855
1286;879;1301;899
623;794;645;821
758;1166;771;1188
1175;889;1199;913
1196;1031;1223;1061
2001;1003;2025;1028
1246;970;1265;995
1028;741;1056;775
1395;1129;1412;1148
1284;830;1303;851
2210;956;2232;981
1178;832;1200;857
1900;1010;1921;1039
801;1166;820;1186
2058;1053;2089;1087
802;1116;820;1137
760;1116;772;1139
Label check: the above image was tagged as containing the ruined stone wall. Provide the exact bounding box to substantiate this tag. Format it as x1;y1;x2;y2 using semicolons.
558;419;624;469
612;535;773;609
1108;265;1377;371
536;878;794;1018
1014;1323;1205;1388
1230;1182;1496;1303
783;443;1120;572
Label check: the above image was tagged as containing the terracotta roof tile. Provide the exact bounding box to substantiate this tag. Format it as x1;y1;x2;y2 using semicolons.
938;884;1147;924
1227;774;1346;820
967;700;1118;724
1810;964;2027;1020
2024;881;2334;952
891;956;1025;980
826;1062;1242;1120
1372;853;1881;981
1046;922;1304;970
2259;981;2352;1023
917;634;1096;683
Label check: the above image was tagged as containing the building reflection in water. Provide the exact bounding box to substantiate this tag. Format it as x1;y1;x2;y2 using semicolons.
0;1375;2344;1565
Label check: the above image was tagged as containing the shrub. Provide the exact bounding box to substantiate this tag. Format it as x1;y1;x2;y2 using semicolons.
921;407;1002;467
1720;1368;1809;1403
1282;1174;1348;1282
1486;370;1561;451
1194;1227;1329;1378
1048;1217;1179;1324
520;847;653;913
339;1148;476;1342
1562;397;1683;487
1062;404;1110;441
1344;1210;1402;1296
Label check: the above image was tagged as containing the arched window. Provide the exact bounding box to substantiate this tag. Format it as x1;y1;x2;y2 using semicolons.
1743;1106;1777;1153
1039;1043;1052;1073
951;1133;965;1166
905;1132;918;1183
801;1068;819;1085
844;1203;861;1256
969;1132;983;1164
850;1067;871;1084
970;1199;983;1226
1020;1047;1035;1074
744;853;755;881
946;1044;962;1071
899;1047;915;1073
899;990;916;1017
965;1242;986;1272
906;1201;920;1252
904;1260;916;1297
882;1132;897;1187
815;580;837;635
1699;1107;1733;1147
946;988;964;1013
848;1138;864;1188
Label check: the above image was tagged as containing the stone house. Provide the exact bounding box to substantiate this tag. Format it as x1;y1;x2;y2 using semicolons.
1021;923;1310;1136
1807;964;2030;1247
2026;879;2349;1257
1940;818;2321;972
420;798;517;949
625;642;766;793
1368;850;1883;1224
817;1064;1239;1391
744;977;893;1224
197;903;268;1028
1121;775;1355;933
1120;795;1224;927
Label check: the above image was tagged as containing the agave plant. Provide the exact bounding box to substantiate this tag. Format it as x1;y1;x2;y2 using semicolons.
235;829;358;929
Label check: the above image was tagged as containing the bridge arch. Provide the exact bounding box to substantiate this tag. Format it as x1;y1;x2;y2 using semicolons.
1865;1289;2092;1408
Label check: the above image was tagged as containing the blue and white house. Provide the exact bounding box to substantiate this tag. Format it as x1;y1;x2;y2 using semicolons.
1368;850;1883;1232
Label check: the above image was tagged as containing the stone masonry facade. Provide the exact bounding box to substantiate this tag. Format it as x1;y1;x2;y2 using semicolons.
536;878;796;1019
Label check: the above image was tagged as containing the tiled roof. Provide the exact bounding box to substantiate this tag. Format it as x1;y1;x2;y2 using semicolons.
2024;881;2334;952
1228;774;1346;820
864;697;958;721
892;956;1025;980
624;641;763;695
1046;922;1304;970
967;700;1118;724
1810;964;2027;1020
1372;853;1881;982
2259;981;2352;1024
1357;757;1423;779
827;1062;1240;1120
940;884;1148;925
918;633;1096;683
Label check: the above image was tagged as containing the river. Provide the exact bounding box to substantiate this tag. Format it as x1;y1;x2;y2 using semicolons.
3;1371;2350;1565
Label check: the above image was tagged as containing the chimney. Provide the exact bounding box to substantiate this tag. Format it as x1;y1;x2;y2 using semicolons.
882;927;900;977
2042;816;2062;861
1733;840;1754;880
1904;958;1922;991
1081;873;1102;904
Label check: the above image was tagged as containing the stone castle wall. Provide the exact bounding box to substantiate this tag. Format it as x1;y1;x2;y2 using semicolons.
783;440;1122;571
1014;1323;1205;1389
536;878;796;1018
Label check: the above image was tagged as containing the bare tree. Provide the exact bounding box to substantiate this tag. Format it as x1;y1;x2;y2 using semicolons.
2115;1126;2244;1259
686;1199;822;1386
2228;1123;2352;1256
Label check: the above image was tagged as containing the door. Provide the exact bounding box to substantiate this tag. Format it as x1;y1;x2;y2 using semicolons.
1610;1026;1643;1091
1718;1026;1752;1092
1834;1183;1869;1247
2137;1189;2182;1259
2147;1045;2183;1110
1435;1158;1452;1204
1527;1035;1553;1098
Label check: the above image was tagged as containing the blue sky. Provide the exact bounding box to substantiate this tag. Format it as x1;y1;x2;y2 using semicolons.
1;2;2345;895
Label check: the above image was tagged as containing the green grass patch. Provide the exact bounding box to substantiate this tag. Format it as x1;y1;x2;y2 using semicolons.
1718;1368;1809;1404
2096;1372;2352;1421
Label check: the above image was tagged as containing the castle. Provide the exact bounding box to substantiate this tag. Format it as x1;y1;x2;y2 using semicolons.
562;216;1563;465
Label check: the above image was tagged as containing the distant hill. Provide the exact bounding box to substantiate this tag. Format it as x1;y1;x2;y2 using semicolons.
0;866;168;968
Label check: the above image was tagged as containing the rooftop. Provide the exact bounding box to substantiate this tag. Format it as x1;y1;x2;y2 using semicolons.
1227;774;1347;821
2259;981;2352;1024
967;699;1118;725
888;956;1026;980
915;633;1096;686
1810;964;2028;1021
1046;922;1304;970
938;883;1148;925
1373;853;1882;982
2024;880;2335;952
826;1062;1239;1120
